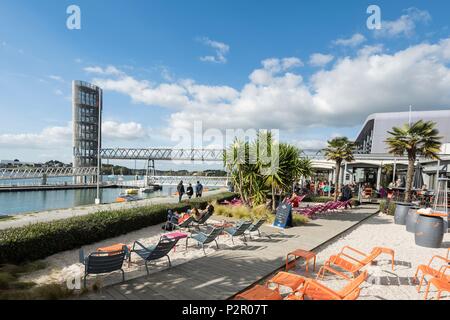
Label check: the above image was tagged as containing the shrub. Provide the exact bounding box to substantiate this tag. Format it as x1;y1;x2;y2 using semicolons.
0;192;236;264
379;200;387;214
212;203;274;223
292;214;309;226
387;201;397;216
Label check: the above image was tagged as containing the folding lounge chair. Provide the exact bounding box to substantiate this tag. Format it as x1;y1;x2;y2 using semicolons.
318;246;395;280
415;249;449;293
79;246;128;288
186;227;224;255
224;221;252;244
192;210;214;229
287;271;368;300
170;215;195;230
130;237;179;275
245;218;269;239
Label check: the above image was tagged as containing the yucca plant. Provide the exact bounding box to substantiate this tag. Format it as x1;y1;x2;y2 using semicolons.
385;120;442;203
323;137;355;201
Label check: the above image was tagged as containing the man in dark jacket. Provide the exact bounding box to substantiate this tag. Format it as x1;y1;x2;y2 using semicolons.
177;181;185;202
195;181;203;198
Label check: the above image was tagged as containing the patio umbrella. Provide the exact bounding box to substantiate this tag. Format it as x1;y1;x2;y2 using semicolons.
413;164;424;190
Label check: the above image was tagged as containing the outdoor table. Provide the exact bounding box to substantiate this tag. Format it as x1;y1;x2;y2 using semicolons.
97;243;131;255
267;272;305;292
286;249;317;273
235;285;282;300
97;243;132;266
163;231;189;252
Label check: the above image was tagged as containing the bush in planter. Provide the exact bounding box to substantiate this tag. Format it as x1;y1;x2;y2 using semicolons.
379;200;387;214
387;201;397;216
0;192;237;264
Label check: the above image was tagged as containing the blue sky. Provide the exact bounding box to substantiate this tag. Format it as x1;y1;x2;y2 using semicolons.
1;0;450;169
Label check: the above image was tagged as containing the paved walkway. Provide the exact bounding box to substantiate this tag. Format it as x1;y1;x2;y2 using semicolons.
84;205;379;300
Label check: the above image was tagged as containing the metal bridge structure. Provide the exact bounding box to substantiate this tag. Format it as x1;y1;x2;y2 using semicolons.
100;148;225;162
0;167;98;181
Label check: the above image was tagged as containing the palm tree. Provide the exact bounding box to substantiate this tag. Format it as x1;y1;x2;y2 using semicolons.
323;137;355;201
225;133;313;210
385;120;442;203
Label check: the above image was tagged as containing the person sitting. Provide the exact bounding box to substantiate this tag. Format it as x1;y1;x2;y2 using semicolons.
289;193;300;208
190;208;202;221
162;209;180;230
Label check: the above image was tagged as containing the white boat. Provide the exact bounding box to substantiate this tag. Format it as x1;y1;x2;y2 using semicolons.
139;187;153;194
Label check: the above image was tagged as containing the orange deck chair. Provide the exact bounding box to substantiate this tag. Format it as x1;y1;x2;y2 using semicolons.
287;271;368;300
415;248;449;293
423;267;450;301
318;246;395;280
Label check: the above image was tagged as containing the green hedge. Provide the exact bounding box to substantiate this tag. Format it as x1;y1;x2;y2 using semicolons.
0;192;237;264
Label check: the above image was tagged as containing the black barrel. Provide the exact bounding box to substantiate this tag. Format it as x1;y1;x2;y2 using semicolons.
415;214;444;248
394;202;413;225
405;206;420;233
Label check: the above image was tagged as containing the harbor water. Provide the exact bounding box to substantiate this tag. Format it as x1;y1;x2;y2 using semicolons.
0;176;179;216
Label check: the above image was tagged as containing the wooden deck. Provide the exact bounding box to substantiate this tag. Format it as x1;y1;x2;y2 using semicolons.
84;205;379;300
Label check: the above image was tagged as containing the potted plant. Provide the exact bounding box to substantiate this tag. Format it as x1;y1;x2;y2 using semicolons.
385;120;442;225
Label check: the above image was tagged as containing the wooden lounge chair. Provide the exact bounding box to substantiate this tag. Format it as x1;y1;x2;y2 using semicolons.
318;246;395;280
415;249;449;293
423;268;449;300
224;221;252;244
79;246;128;288
287;271;368;300
130;237;179;275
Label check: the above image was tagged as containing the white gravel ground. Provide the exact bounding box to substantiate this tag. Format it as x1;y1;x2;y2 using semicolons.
20;217;244;289
283;213;449;300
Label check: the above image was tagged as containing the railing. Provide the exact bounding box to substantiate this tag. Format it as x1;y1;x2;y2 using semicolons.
0;167;98;180
100;148;224;161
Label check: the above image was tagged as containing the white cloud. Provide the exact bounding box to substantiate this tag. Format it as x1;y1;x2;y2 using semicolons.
84;65;124;76
309;53;334;67
375;7;431;38
294;139;328;151
333;33;366;47
198;37;230;64
0;124;72;149
0;121;149;149
54;89;64;96
48;75;64;82
102;121;148;140
88;37;450;135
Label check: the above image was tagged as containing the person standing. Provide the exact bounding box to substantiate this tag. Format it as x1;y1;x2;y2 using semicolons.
186;183;194;199
177;180;185;202
195;181;203;198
